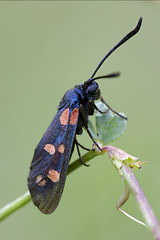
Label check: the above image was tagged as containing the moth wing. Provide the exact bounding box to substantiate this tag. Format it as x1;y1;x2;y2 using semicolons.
28;101;79;214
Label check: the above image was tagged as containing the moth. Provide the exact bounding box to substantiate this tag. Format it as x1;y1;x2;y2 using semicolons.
28;17;142;214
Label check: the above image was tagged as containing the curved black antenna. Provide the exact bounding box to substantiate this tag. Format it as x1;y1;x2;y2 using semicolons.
91;72;120;81
90;17;143;79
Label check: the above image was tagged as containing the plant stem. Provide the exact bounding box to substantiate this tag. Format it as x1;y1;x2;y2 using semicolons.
0;150;99;222
121;163;160;240
0;191;31;221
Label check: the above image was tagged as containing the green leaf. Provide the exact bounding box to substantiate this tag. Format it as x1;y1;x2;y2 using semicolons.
95;101;127;145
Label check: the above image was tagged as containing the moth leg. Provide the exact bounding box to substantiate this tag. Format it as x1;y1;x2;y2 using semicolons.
100;95;128;120
75;139;91;151
75;139;90;167
86;128;102;152
92;102;109;115
79;104;102;152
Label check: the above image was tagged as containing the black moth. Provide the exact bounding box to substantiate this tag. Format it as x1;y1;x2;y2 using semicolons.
28;18;142;214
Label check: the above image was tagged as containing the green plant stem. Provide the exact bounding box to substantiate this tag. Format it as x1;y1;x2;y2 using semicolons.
104;145;160;239
2;146;160;240
0;191;31;221
68;150;98;174
121;163;160;239
0;150;99;222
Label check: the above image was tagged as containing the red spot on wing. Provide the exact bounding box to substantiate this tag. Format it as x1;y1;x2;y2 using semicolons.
58;144;65;153
36;175;46;186
44;144;55;155
47;169;60;183
60;108;69;125
36;175;43;183
70;108;79;125
38;180;46;186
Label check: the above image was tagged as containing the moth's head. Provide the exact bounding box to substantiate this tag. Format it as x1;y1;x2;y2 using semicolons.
84;79;101;100
83;72;120;101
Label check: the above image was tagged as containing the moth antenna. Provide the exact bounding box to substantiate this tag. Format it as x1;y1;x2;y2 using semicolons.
91;72;120;82
90;17;142;80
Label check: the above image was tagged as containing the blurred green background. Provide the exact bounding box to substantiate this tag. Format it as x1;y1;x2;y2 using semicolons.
0;1;160;240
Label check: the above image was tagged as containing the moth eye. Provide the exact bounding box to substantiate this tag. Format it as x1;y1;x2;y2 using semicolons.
87;85;97;94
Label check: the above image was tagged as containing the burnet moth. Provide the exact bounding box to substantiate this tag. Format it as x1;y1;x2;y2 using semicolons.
28;17;142;214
